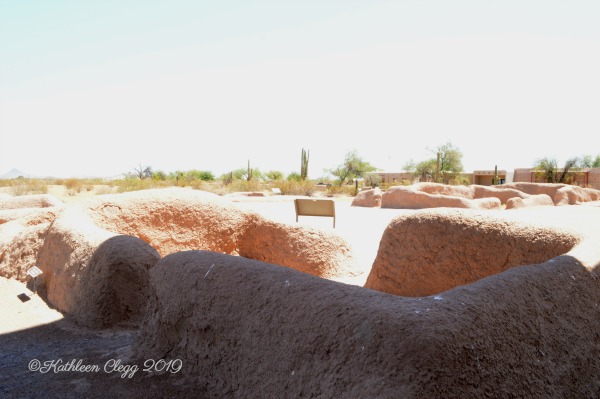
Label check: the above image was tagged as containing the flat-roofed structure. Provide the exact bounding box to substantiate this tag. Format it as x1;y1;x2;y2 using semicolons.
471;170;508;185
365;171;416;186
366;168;600;189
513;168;600;189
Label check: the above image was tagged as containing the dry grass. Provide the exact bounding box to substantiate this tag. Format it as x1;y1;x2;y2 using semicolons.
113;178;162;193
1;179;49;196
0;177;358;198
94;185;115;195
326;185;356;197
272;180;317;196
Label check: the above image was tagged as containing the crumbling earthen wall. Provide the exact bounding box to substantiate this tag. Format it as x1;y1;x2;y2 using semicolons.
503;182;600;205
16;189;356;327
35;206;160;327
84;188;357;278
351;187;382;207
0;208;62;280
364;209;580;296
0;194;63;210
133;245;600;398
381;186;502;209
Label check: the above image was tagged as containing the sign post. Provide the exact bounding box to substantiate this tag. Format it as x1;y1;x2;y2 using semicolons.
26;266;43;295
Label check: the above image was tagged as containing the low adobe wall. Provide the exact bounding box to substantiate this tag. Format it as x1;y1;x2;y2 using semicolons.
0;194;63;210
351;187;382;207
364;209;580;296
503;182;600;205
0;208;62;281
380;186;501;210
26;188;357;327
133;242;600;398
355;183;600;209
84;188;358;278
36;206;160;328
238;219;357;279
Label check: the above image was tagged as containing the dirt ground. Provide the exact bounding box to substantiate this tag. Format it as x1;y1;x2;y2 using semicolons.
0;193;408;398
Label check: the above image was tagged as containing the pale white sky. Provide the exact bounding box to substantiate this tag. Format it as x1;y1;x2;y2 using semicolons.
1;0;599;178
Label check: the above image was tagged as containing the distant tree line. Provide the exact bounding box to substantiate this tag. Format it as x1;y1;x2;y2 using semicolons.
128;165;215;182
127;148;600;189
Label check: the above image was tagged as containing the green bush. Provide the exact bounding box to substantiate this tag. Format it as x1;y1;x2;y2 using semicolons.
185;170;215;182
152;171;167;181
287;172;302;182
265;170;284;181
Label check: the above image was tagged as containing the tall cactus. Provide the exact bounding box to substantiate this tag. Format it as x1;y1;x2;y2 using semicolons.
301;148;309;181
247;160;253;181
493;165;498;185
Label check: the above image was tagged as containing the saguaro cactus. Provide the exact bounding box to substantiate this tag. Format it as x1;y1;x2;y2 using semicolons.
435;152;441;183
493;165;498;185
301;149;310;181
247;160;253;181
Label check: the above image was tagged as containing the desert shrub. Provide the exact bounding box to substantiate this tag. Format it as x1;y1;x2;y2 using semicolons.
272;180;316;196
365;174;382;188
228;179;262;193
326;185;355;197
184;179;218;191
10;179;49;196
114;178;157;193
219;172;234;185
183;170;215;182
152;171;167;181
187;181;223;194
201;184;232;196
95;185;114;195
250;168;264;181
448;175;472;186
287;172;302;182
64;178;84;193
228;168;249;181
169;171;185;182
265;170;284;181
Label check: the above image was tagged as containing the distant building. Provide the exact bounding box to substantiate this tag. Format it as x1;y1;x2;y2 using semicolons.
367;170;509;186
366;167;600;190
513;167;600;189
366;171;416;186
471;170;509;185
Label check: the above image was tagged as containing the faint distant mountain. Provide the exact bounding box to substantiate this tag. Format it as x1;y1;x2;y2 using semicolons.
0;168;28;179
